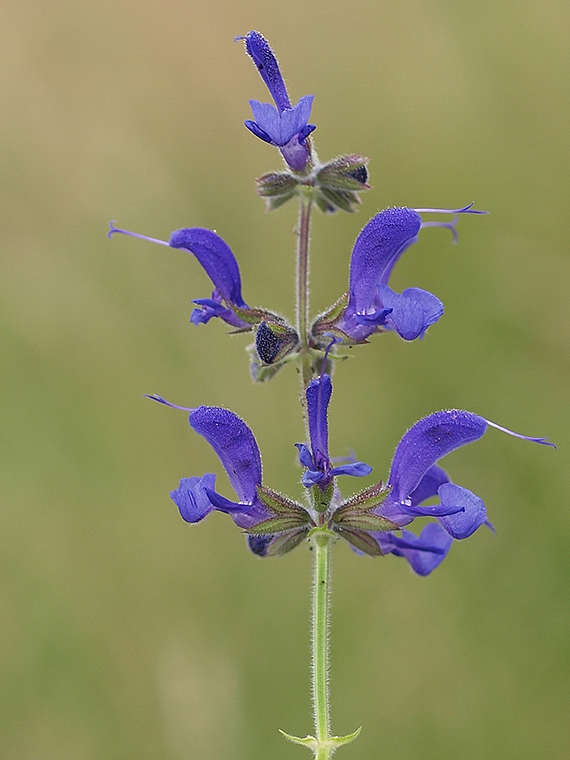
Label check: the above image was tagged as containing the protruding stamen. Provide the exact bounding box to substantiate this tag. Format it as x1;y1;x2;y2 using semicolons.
421;217;460;243
486;419;556;448
144;394;195;412
108;221;170;247
413;202;489;215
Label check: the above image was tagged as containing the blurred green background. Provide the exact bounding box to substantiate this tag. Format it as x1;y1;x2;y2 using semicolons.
1;0;568;758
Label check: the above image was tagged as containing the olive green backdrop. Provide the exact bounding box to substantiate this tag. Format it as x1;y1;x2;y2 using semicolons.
1;1;568;758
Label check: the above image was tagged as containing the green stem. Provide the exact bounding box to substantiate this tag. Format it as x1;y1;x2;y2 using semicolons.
296;190;314;396
310;527;334;760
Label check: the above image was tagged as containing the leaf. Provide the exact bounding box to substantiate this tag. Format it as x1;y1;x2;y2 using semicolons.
278;730;318;750
329;726;362;747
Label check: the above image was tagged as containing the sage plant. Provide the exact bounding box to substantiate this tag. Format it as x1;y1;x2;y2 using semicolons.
110;31;554;759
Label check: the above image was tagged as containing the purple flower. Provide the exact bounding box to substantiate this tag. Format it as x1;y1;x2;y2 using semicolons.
237;31;316;172
363;409;554;574
315;204;486;344
296;374;372;490
108;222;253;329
150;396;310;556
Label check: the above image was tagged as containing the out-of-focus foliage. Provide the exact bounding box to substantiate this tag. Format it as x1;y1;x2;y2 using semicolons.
0;1;568;758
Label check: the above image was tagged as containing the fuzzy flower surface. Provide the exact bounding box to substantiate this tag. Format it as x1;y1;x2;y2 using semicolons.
237;30;316;172
314;205;486;344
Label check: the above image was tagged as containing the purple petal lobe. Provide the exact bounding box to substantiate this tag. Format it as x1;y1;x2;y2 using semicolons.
170;473;217;523
295;443;315;469
379;285;444;340
389;410;488;500
409;464;450;505
238;31;291;112
191;296;251;329
204;487;247;513
401;501;465;518
380;523;453;575
298;123;317;143
437;483;487;539
306;374;332;468
330;462;373;478
249;96;314;146
168;228;246;307
244;119;273;143
189;407;262;504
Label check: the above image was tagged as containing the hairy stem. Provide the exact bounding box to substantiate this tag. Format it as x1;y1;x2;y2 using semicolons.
297;190;314;396
310;527;334;759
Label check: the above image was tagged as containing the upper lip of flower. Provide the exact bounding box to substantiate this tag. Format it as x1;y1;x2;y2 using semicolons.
236;30;292;113
108;222;253;329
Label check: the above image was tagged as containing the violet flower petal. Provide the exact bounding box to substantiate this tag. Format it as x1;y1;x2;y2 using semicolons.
409;464;450;505
378;524;453;576
238;30;291;112
378;285;444;340
349;208;422;312
189;406;262;504
171;473;217;523
437;483;487;539
168;228;247;308
306;374;332;469
330;462;373;478
388;410;488;502
249;96;314;146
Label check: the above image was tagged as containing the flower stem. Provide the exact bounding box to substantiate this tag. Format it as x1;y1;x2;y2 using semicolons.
297;189;314;395
310;527;334;760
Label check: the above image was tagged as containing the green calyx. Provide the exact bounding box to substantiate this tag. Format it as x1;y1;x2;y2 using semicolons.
244;486;312;556
332;483;398;557
256;171;300;210
310;293;361;347
248;485;310;535
256;155;370;214
314;155;371;213
336;481;392;512
316;155;370;191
